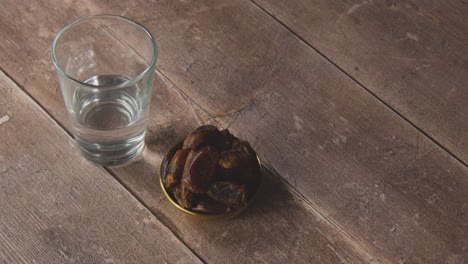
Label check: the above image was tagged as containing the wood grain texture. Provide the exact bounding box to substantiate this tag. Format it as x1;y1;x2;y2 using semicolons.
0;0;467;263
252;0;468;163
123;1;467;262
0;2;385;263
111;72;388;263
408;0;468;44
0;70;201;263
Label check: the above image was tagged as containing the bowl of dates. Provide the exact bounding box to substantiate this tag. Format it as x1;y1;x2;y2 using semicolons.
160;125;262;219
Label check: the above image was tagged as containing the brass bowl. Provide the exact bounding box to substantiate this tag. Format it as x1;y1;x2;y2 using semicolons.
159;140;262;220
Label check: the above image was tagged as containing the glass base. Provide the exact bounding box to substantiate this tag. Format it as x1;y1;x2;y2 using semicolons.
75;134;145;167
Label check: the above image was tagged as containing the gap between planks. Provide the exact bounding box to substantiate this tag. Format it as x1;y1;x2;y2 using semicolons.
0;67;207;264
249;0;467;168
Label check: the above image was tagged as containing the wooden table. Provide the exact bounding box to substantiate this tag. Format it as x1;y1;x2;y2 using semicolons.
1;0;467;263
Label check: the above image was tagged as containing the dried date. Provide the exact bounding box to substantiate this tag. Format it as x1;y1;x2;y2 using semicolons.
173;184;197;209
165;148;189;188
164;125;260;214
183;125;223;151
191;198;228;214
218;149;251;169
182;146;220;193
207;181;248;208
232;138;256;159
219;129;234;151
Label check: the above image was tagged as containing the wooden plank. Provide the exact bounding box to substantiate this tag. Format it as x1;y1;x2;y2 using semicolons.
0;0;467;263
251;0;468;163
0;70;201;263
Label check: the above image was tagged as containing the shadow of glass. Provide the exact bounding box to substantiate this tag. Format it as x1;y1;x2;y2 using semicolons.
145;125;186;155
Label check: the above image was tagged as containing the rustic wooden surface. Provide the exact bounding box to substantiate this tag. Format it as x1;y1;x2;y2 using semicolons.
252;0;468;163
0;0;467;263
0;70;201;263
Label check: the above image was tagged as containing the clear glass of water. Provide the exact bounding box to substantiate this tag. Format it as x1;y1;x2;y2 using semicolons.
52;15;158;166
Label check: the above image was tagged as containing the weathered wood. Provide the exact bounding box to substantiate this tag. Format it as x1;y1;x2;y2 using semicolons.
0;70;201;263
0;3;385;263
0;0;467;263
125;1;467;262
219;66;468;263
409;0;468;44
112;72;388;263
252;0;468;163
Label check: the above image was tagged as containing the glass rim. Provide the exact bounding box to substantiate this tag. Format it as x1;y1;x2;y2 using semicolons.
51;14;158;89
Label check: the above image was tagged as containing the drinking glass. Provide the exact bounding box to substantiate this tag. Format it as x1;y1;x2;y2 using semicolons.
52;15;158;166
